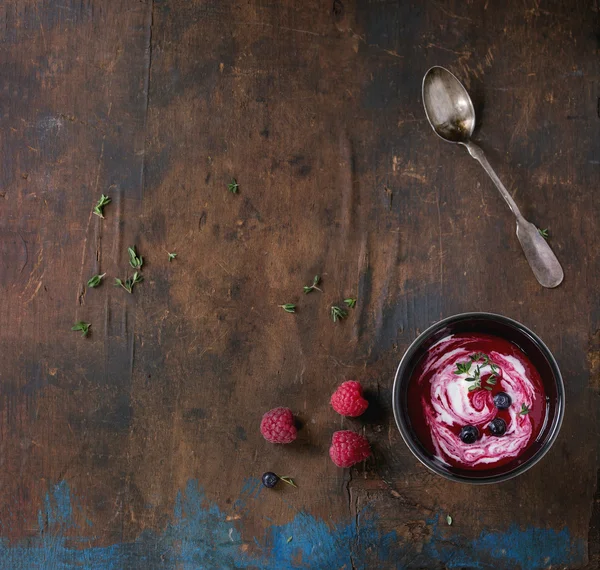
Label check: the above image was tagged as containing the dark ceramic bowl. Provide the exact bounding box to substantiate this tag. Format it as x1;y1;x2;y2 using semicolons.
392;313;564;484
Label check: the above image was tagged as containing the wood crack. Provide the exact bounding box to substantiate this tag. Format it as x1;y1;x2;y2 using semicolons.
140;0;154;198
345;470;358;570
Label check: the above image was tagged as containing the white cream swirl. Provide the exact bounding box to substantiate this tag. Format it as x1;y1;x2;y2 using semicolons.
422;336;536;467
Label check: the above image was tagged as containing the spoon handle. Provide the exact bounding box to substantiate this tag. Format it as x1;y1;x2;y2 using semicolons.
462;141;564;288
463;142;522;218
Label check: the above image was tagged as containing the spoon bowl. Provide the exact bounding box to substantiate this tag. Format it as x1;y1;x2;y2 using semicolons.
422;66;475;143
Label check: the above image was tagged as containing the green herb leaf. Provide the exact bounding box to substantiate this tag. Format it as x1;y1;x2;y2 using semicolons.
330;305;348;322
227;178;239;194
463;364;484;384
114;277;132;293
93;194;111;218
128;246;143;269
71;321;91;337
454;361;472;375
115;272;143;294
279;303;296;313
469;352;490;365
344;298;357;309
463;353;505;394
446;515;453;526
168;252;177;262
86;273;106;288
280;476;297;488
303;275;322;294
519;403;531;415
538;228;549;239
286;536;293;543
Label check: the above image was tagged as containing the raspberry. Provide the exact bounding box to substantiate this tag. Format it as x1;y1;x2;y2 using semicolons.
329;430;371;468
330;381;369;417
260;407;297;444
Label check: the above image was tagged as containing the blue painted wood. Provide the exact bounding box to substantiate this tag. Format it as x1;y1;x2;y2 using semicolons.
0;480;585;570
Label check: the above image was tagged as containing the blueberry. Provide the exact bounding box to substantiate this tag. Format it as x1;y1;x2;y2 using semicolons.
489;418;507;436
459;425;479;444
493;392;512;410
262;472;279;488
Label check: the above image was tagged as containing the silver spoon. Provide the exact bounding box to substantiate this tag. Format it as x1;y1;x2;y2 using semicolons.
422;66;563;288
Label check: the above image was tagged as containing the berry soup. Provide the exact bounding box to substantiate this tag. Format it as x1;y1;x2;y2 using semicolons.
407;333;547;470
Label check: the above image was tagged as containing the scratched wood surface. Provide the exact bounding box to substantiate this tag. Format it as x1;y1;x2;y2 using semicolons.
0;1;598;568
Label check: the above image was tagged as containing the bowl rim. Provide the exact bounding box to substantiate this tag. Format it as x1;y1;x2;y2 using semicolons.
392;311;565;484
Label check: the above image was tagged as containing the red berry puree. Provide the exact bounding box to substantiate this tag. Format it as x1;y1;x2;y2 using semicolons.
407;333;546;469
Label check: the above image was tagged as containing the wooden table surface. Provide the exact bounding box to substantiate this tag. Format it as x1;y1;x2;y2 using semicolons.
1;1;598;568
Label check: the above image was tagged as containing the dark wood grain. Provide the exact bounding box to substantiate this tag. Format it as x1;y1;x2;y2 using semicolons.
0;0;598;568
